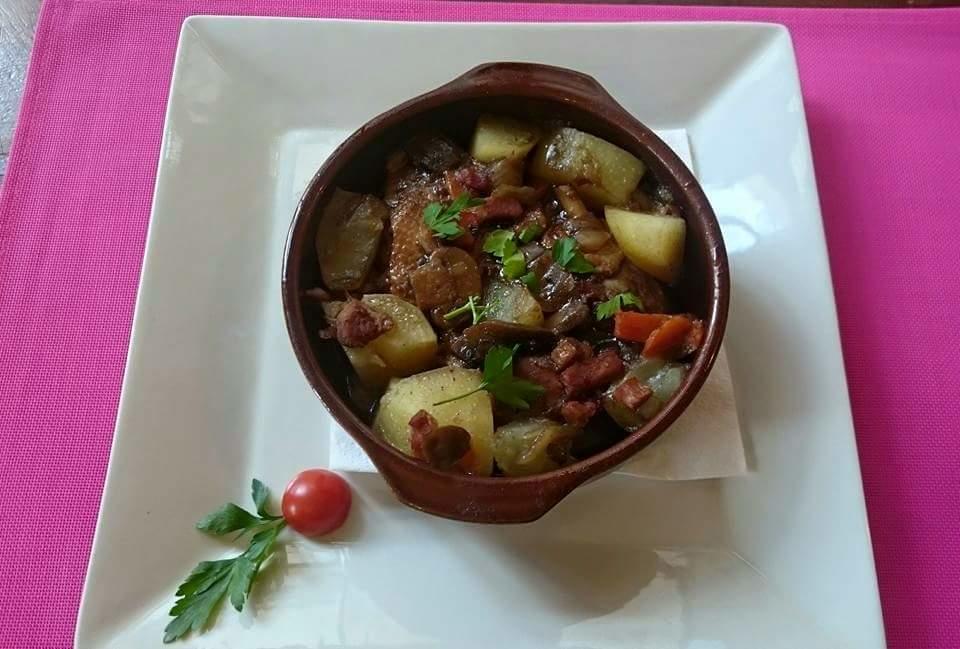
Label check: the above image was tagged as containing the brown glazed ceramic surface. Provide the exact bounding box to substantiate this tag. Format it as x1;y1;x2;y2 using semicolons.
282;63;729;524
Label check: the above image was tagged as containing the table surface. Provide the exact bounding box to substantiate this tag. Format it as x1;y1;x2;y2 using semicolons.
0;0;40;177
1;0;959;178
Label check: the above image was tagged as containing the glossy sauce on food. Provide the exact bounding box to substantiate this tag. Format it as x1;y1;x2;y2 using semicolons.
307;115;704;477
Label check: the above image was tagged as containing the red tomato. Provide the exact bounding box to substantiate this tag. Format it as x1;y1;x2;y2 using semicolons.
282;469;352;536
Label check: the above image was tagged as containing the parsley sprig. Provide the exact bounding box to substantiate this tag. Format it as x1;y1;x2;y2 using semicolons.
595;292;644;320
164;480;285;643
483;229;527;280
553;237;595;274
444;295;488;325
423;195;485;239
433;344;545;409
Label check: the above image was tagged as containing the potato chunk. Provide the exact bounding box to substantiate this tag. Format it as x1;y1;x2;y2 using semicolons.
315;189;388;290
605;207;686;284
341;295;438;386
374;367;494;475
343;346;392;387
531;128;645;206
470;114;540;163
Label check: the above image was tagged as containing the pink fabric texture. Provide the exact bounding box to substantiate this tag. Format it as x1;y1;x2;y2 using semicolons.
1;1;958;647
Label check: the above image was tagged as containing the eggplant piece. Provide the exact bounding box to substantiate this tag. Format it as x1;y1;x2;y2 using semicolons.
531;127;646;206
493;418;574;476
484;280;544;327
602;358;688;431
315;190;389;291
487;157;525;188
404;133;465;172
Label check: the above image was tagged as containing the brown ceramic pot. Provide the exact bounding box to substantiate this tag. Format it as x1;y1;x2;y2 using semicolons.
282;63;729;524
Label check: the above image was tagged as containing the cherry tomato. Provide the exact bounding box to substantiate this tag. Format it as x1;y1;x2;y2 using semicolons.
281;469;352;536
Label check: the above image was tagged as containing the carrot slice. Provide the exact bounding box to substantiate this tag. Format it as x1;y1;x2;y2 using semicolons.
643;315;694;359
613;312;669;343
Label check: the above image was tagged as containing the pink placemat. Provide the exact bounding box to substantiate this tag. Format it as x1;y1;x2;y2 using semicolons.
1;1;958;647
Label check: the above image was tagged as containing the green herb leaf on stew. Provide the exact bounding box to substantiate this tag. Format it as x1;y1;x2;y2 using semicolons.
483;229;528;281
482;229;514;257
164;480;286;643
444;295;488;325
595;292;644;320
423;195;484;239
502;248;527;280
519;271;540;293
432;344;545;409
517;223;544;243
552;237;595;274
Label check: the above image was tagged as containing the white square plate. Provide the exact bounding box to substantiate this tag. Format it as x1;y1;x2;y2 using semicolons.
75;18;885;649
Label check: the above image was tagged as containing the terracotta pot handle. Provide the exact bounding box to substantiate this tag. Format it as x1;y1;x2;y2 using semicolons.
439;62;627;115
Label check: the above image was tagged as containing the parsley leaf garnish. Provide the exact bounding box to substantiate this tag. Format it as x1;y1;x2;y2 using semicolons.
595;292;644;320
519;271;540;293
518;223;544;243
552;237;595;274
483;229;528;281
444;295;488;325
433;344;545;409
164;480;286;643
423;194;484;239
482;229;514;257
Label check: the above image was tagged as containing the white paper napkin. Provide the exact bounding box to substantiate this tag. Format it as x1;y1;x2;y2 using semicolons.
329;129;748;480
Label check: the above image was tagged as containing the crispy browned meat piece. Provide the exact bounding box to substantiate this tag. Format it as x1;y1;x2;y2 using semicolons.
460;197;524;229
515;206;550;237
516;356;566;414
409;409;437;442
550;337;593;370
388;186;433;299
453;165;492;195
613;377;653;410
409;409;472;471
560;400;599;427
561;348;625;397
335;298;393;348
409;247;482;312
